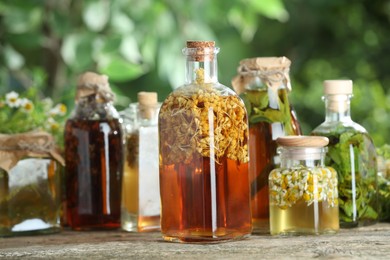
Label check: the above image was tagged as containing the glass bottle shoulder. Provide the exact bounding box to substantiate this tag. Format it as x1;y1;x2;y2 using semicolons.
311;120;368;137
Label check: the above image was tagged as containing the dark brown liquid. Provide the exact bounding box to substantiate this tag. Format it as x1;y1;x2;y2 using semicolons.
159;155;252;243
64;119;123;230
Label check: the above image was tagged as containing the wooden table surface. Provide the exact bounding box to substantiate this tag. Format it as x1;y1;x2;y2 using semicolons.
1;223;390;259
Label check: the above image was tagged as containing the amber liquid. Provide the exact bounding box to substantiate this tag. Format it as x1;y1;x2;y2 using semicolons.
270;200;339;235
248;89;302;233
160;155;252;243
65;119;123;230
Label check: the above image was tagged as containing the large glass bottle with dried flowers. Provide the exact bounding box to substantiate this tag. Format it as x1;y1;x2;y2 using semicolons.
159;41;252;243
232;57;302;233
64;72;124;230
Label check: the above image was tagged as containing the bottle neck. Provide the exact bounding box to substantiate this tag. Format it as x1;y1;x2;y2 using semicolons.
183;46;219;84
324;94;352;122
185;58;218;84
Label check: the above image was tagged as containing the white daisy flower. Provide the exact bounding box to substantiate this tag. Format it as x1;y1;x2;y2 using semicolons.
49;103;67;116
20;98;34;113
5;91;21;108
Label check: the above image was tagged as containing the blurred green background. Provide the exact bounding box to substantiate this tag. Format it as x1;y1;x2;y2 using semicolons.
1;0;389;146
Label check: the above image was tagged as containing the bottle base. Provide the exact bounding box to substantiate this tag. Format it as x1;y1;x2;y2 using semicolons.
251;218;270;234
121;211;160;232
0;226;61;237
270;229;338;236
161;229;251;244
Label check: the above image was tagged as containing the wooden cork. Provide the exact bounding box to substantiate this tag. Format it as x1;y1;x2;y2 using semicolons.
276;136;329;147
138;91;158;120
186;41;215;48
186;41;216;62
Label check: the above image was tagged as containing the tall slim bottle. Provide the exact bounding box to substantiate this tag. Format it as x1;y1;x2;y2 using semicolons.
232;57;302;233
311;80;378;227
121;92;161;232
64;72;123;230
159;41;252;243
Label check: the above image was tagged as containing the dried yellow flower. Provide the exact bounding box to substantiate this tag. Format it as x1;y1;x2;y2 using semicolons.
159;69;249;165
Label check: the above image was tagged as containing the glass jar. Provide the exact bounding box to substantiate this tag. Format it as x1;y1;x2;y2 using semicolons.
232;57;302;233
311;80;378;227
269;136;339;235
0;132;63;236
64;72;124;230
121;92;161;232
159;41;252;243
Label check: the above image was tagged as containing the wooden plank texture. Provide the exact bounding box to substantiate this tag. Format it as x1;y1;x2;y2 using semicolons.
1;223;390;259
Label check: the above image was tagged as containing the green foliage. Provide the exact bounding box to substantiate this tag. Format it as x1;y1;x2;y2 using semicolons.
0;89;67;146
0;0;389;147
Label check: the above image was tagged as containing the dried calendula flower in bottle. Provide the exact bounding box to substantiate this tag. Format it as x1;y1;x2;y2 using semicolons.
159;41;252;243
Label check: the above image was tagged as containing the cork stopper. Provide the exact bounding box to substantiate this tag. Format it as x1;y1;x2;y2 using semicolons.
184;41;217;62
137;91;158;120
186;41;215;48
276;136;329;147
324;80;353;95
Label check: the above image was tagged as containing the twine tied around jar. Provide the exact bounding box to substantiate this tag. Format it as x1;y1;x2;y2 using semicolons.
232;57;292;95
0;131;65;172
76;71;115;102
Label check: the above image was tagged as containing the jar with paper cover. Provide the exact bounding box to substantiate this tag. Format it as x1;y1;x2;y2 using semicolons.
64;72;124;230
232;57;302;233
0;132;64;236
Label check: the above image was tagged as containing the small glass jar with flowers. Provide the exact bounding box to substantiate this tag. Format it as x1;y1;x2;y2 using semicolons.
0;89;66;236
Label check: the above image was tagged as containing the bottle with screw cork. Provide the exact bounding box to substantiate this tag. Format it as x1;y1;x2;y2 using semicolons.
158;41;252;243
121;92;161;232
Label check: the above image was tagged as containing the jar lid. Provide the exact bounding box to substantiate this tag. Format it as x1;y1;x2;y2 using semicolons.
276;136;329;147
324;80;353;95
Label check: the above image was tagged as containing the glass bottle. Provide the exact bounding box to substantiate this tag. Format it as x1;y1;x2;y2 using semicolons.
232;57;302;233
311;80;378;227
159;41;252;243
121;92;161;232
64;72;124;230
269;136;339;235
